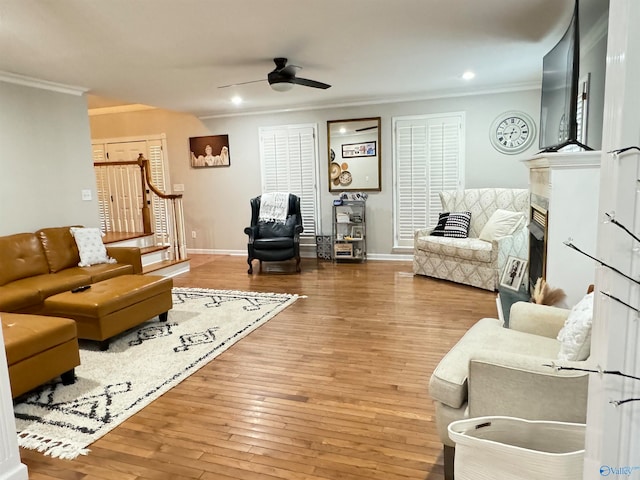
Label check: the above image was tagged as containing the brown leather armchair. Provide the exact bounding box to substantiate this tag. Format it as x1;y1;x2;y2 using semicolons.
244;194;303;274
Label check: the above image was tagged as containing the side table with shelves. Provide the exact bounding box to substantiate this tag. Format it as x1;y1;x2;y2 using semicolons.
332;200;366;262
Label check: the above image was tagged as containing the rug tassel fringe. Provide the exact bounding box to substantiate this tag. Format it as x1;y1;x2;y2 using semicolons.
18;431;90;459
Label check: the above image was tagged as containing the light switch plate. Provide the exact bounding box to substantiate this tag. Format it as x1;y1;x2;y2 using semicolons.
81;189;92;201
173;184;185;192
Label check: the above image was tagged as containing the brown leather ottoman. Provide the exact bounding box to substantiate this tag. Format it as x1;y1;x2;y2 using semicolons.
42;275;173;350
2;313;80;398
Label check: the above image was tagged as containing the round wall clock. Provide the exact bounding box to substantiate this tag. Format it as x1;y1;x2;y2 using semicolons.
489;111;537;155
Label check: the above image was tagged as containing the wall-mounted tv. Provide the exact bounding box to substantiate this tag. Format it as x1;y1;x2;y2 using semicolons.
539;1;591;152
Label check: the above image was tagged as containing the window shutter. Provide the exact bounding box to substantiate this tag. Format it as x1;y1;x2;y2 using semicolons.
393;114;464;248
259;125;319;238
92;144;112;233
395;121;429;247
577;73;590;145
147;139;169;242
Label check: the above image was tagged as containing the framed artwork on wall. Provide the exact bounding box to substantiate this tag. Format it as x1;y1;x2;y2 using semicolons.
189;135;230;168
342;141;376;158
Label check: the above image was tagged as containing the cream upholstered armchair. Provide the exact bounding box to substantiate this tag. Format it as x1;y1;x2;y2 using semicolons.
413;188;529;291
429;301;591;480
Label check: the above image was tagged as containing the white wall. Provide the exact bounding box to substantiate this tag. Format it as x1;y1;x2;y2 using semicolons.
202;89;542;255
0;82;98;235
91;88;540;256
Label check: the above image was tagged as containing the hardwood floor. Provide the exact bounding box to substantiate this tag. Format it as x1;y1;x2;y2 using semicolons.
20;255;498;480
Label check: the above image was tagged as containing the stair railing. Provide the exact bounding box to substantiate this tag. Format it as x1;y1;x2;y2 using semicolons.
93;154;187;261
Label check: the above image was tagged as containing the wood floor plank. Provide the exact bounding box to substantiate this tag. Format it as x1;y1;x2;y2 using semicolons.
19;255;498;480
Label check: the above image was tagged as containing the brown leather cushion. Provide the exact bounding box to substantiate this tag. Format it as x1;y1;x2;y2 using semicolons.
2;313;77;365
37;226;82;273
44;274;172;318
0;233;49;286
9;270;92;299
0;285;42;312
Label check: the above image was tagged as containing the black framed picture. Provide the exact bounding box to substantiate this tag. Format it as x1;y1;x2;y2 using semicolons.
500;256;528;291
189;135;230;168
342;141;376;158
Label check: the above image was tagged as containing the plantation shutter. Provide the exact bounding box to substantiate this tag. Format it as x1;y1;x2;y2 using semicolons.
576;74;590;145
259;125;319;238
147;139;169;243
393;114;464;248
92;144;112;233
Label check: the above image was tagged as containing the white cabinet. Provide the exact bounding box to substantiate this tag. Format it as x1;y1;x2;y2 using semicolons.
523;151;601;306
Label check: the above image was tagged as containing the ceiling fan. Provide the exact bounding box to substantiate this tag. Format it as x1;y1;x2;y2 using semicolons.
218;57;331;92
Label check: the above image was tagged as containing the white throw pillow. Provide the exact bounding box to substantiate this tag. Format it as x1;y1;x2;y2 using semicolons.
557;291;594;361
479;209;525;242
69;227;116;267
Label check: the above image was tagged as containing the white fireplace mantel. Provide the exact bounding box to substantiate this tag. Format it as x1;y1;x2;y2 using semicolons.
522;150;601;306
523;150;602;170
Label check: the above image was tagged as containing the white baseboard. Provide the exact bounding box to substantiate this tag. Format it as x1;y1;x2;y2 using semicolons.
186;248;413;262
1;464;28;480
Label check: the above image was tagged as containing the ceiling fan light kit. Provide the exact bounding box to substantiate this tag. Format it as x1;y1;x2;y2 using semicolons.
270;81;294;92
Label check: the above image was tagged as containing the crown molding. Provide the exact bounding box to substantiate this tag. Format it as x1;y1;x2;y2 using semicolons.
581;12;609;57
88;104;157;116
0;71;88;96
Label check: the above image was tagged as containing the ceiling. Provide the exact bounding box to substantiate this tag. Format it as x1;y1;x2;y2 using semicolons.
0;0;585;118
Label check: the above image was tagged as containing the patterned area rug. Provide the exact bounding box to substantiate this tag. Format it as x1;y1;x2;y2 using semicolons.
13;287;299;459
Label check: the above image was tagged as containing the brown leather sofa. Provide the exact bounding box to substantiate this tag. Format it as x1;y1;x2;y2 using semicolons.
0;226;142;313
0;226;143;397
2;313;80;398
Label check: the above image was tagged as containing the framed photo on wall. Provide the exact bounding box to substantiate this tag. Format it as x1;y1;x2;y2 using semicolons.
189;134;230;168
500;256;528;291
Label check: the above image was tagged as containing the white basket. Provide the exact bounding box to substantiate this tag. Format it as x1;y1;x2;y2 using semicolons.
448;416;585;480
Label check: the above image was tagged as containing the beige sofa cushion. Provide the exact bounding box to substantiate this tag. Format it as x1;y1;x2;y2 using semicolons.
415;235;493;263
429;318;561;409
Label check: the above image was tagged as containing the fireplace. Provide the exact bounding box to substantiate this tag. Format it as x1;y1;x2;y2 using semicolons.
528;206;548;293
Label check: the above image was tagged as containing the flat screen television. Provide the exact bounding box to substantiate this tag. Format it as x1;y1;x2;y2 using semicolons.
539;1;590;151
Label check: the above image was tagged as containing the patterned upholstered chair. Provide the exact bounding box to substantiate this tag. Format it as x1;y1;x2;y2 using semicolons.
413;188;529;291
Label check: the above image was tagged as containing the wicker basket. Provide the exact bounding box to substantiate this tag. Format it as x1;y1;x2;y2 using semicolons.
448;416;585;480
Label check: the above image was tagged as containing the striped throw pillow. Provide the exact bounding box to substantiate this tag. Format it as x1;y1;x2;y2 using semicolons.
430;212;472;238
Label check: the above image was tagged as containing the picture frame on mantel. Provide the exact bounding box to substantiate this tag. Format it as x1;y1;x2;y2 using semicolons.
500;256;528;292
189;134;230;168
327;117;381;192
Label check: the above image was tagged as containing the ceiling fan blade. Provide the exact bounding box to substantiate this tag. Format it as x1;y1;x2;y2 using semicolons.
218;79;266;89
355;126;378;132
291;77;331;89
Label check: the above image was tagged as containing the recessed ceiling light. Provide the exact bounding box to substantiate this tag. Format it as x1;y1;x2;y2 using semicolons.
231;96;243;105
462;71;476;81
339;127;346;134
